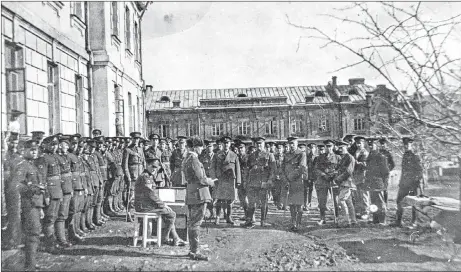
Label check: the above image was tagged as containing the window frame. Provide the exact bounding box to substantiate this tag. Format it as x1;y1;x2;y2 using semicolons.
353;117;365;131
238;121;250;135
159;124;170;138
212;122;224;136
125;6;132;52
318;115;330;132
71;1;85;22
110;2;120;40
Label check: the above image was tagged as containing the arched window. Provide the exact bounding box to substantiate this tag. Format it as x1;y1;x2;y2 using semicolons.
159;96;170;103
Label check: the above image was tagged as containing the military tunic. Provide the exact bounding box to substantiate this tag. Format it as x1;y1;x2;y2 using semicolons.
353;148;370;216
170;148;187;187
246;150;275;206
123;144;145;187
56;152;73;223
273;152;285;207
365;150;389;223
283;149;307;205
66;152;85;222
210;150;241;201
334;152;357;225
314;152;341;218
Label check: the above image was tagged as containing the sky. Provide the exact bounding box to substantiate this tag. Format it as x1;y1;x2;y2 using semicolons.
141;1;461;92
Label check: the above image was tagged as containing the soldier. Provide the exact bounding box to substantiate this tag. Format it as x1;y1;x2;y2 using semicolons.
242;137;275;228
135;157;187;246
391;137;423;228
13;140;46;271
81;143;96;232
94;136;110;221
159;138;172;180
199;140;216;218
3;132;24;249
317;144;325;154
183;136;216;261
272;143;285;210
314;139;341;226
236;142;250;221
66;135;86;242
332;141;357;227
282;137;307;231
170;136;188;187
304;143;318;211
31;131;46;156
145;133;162;161
113;137;126;212
85;140;105;226
123;132;145;221
352;136;370;220
35;136;63;253
54;136;74;248
92;129;102;138
102;137;118;216
210;136;241;225
379;137;395;204
365;138;390;225
343;134;357;155
214;139;224;153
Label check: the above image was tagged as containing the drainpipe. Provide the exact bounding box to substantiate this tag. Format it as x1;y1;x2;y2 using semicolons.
139;2;151;136
85;2;94;136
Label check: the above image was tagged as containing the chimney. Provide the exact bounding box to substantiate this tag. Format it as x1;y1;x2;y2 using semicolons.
332;76;337;87
349;78;365;85
172;100;181;108
305;95;315;103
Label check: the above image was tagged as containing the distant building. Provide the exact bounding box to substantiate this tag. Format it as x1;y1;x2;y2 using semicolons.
146;76;395;142
1;1;149;137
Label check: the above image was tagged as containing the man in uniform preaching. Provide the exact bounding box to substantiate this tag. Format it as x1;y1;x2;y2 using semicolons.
282;137;307;231
183;136;216;261
210;136;241;225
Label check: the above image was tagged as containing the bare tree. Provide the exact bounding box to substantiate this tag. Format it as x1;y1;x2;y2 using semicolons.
286;2;461;159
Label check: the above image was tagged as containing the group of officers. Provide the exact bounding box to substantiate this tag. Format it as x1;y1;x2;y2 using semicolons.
1;128;424;268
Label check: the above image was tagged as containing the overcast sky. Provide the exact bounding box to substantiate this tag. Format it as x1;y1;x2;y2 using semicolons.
141;1;461;91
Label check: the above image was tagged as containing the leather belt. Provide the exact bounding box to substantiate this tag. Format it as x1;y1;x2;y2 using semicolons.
62;173;72;178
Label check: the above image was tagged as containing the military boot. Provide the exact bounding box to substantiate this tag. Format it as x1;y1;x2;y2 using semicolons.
101;200;110;220
86;209;96;230
69;215;85;243
74;213;86;237
215;203;221;225
105;196;118;217
93;204;104;226
296;210;303;228
24;238;40;271
226;203;236;225
56;221;72;248
80;211;89;233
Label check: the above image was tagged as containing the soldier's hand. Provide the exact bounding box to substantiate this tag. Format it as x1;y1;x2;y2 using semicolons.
45;197;50;206
40;209;45;219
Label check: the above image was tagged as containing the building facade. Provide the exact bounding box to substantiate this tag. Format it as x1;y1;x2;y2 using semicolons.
146;77;388;142
1;1;148;137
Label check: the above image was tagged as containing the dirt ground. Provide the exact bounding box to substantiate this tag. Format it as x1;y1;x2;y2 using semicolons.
2;180;460;271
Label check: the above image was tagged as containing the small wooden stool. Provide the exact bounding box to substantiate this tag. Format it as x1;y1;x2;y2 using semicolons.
133;212;162;248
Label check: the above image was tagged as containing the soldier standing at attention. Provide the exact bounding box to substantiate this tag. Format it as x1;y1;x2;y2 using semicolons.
13;140;46;271
31;131;46;157
183;137;216;261
391;137;423;228
210;136;241;225
352;136;370;220
236;141;250;221
314;139;341;226
66;135;85;243
145;134;162;161
159;138;172;180
379;137;395;204
304;143;318;211
170;136;188;187
282;137;307;231
114;137;126;212
199;140;216;218
94;136;110;221
35;136;63;253
123;132;145;221
243;137;275;228
365;137;390;225
272;143;285;210
332;141;357;227
85;140;105;227
103;138;117;216
55;136;74;248
81;143;96;232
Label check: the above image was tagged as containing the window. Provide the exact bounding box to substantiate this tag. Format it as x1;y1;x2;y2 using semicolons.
71;1;85;22
5;43;26;134
186;123;198;137
137;96;141;131
128;92;135;132
134;22;139;61
212;123;224;136
159;124;170;138
114;85;124;136
125;6;131;50
238;121;250;135
318;115;330;132
83;81;91;136
291;119;302;134
354;117;365;131
111;2;119;36
265;120;278;135
60;72;79;134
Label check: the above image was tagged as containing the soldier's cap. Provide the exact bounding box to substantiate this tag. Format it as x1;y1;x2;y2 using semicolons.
354;136;366;142
8;109;24;117
307;143;317;148
149;133;160;140
317;144;325;149
31;131;45;138
70;135;80;144
204;140;213;146
221;136;232;143
237;142;246;148
379;137;389;144
87;140;97;148
248;145;256;150
254;137;265;143
146;157;161;164
177;136;187;143
266;141;275;146
105;138;113;143
24;139;39;150
298;143;306;147
130;132;142;138
276;142;284;147
323;139;335;146
233;139;242;144
59;135;71;144
54;133;63;138
287;136;298;142
336;140;349;147
159;138;167;143
402;137;414;144
186;136;204;148
43;136;59;144
342;134;356;142
166;137;172;142
92;129;102;136
73;133;82;138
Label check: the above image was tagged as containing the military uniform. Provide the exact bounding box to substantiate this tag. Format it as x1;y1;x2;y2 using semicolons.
94;140;109;221
283;143;307;229
13;147;46;270
183;150;214;258
353;147;369;217
35;138;63;251
210;146;241;224
245;147;275;227
333;148;357;226
170;148;187;187
273;151;285;209
104;143;118;215
160;147;172;179
55;147;74;247
379;147;395;203
304;150;317;209
65;146;85;241
314;149;341;223
123;143;145;189
80;151;96;232
365;148;389;224
236;151;249;219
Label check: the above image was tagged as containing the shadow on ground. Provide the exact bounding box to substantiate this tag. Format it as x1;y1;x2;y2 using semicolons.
338;238;446;263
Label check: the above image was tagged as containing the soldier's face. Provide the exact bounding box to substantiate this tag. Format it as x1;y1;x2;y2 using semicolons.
24;147;38;159
132;138;139;145
152;139;159;146
217;143;223;150
8;140;19;151
299;146;306;152
257;141;265;150
325;144;334;153
380;142;387;150
277;146;284;154
371;142;378;151
404;142;413;151
288;140;297;151
47;142;58;153
356;141;364;149
340;145;348;154
160;142;166;149
207;145;214;152
60;142;69;153
179;141;186;149
238;146;246;154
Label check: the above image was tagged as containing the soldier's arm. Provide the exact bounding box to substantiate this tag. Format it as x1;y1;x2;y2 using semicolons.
169;151;175;173
299;151;308;179
192;156;214;186
122;149;130;181
235;155;241;185
144;179;165;208
334;155;354;184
